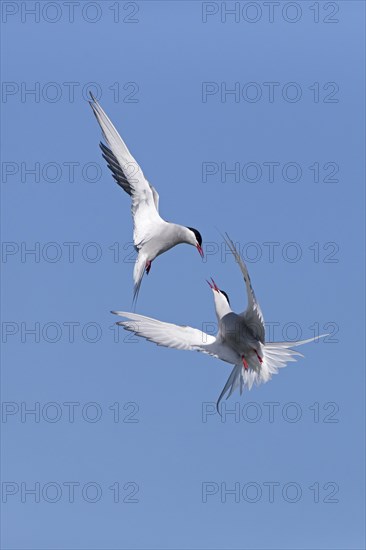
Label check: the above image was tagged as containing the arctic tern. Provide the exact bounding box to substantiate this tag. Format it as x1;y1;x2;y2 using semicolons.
89;93;203;304
113;234;327;410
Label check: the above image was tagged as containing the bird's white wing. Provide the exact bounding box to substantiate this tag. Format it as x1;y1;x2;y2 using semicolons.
113;311;217;352
216;334;328;412
260;335;328;383
223;233;265;343
89;94;160;248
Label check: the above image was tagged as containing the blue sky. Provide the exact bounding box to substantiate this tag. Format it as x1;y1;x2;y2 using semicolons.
1;1;365;549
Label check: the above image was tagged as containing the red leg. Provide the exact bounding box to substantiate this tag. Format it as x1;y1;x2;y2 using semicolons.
242;355;249;370
253;349;263;364
145;260;152;275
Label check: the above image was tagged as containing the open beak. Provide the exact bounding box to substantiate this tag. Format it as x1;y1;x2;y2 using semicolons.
206;277;219;292
196;244;204;258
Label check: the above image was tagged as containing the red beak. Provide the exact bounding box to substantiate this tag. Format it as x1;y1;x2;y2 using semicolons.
197;244;204;258
206;277;219;292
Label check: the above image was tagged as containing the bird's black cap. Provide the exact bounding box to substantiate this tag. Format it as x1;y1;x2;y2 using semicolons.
187;227;202;247
220;290;230;305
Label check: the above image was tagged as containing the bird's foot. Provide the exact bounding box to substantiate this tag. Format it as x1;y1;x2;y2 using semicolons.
242;356;249;370
145;260;152;275
253;349;263;364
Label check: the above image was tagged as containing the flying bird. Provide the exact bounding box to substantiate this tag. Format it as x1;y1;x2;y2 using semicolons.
89;93;203;304
112;234;327;411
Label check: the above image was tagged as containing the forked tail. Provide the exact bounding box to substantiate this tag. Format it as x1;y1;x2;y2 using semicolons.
132;252;147;309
